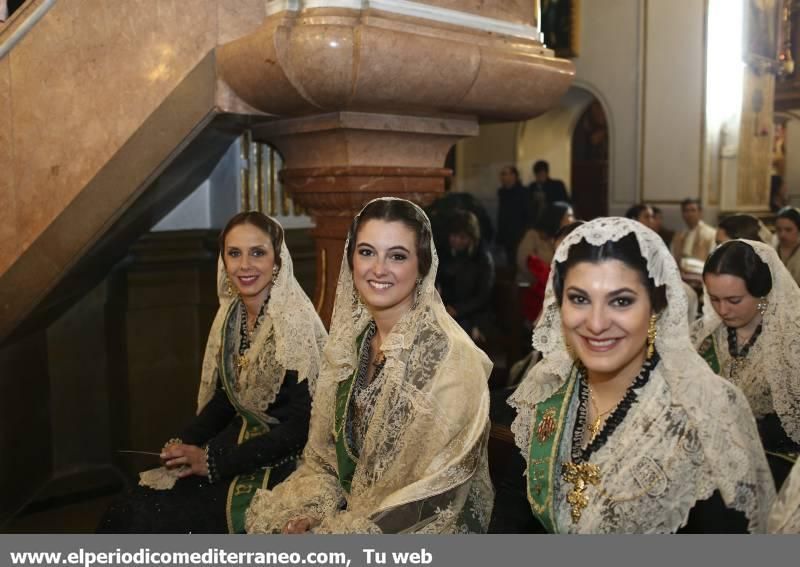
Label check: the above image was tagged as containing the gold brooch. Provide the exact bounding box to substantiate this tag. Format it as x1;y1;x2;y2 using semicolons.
537;407;557;442
562;461;601;524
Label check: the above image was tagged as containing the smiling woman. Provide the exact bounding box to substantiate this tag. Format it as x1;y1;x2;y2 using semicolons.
507;218;774;533
245;198;494;534
98;212;327;533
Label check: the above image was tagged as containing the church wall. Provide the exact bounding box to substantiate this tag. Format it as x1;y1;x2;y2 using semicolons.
454;0;711;232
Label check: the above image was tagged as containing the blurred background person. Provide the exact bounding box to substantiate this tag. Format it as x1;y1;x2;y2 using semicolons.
716;214;766;246
426;191;494;258
529;160;570;211
437;210;495;344
672;198;716;290
651;206;674;246
515;201;574;280
776;207;800;287
625;203;655;229
497;165;535;267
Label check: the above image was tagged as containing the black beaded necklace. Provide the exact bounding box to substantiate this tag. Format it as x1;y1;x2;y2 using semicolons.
238;298;269;358
726;323;762;360
726;323;762;379
570;352;660;463
346;321;387;457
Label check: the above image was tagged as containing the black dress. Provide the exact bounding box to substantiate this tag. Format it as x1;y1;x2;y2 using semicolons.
98;371;310;533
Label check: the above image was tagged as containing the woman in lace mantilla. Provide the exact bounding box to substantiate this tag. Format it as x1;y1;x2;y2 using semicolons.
99;212;327;533
506;218;773;533
245;198;494;534
692;239;800;487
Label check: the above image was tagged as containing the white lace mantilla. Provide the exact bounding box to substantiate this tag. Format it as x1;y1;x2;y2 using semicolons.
691;240;800;443
509;218;775;533
245;198;494;534
198;234;328;419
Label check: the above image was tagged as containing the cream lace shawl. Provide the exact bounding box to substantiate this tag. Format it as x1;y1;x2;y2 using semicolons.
691;240;800;443
245;198;494;534
769;461;800;533
140;230;327;491
509;218;774;533
197;238;327;418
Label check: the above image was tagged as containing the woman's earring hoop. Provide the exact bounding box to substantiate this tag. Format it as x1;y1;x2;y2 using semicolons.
647;314;658;359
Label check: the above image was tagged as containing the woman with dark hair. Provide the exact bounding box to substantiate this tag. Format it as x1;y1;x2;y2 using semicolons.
506;218;773;533
716;214;766;245
99;212;327;533
776;207;800;286
516;203;575;324
516;202;574;278
692;240;800;487
246;198;494;534
624;203;655;229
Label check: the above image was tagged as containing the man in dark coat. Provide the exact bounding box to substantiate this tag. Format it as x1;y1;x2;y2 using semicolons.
496;165;538;265
529;160;570;209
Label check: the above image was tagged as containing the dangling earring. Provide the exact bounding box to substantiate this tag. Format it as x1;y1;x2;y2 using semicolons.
647;314;658;359
225;276;236;298
352;287;362;310
565;341;575;359
271;265;279;286
412;277;423;309
757;297;768;316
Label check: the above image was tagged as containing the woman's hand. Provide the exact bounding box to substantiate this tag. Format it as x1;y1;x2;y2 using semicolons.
282;516;318;534
160;443;208;478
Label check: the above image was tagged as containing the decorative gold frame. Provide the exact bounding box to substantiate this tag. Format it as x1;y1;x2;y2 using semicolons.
540;0;581;58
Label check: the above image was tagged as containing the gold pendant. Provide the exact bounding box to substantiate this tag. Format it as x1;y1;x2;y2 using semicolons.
587;417;602;441
562;461;601;524
236;355;249;373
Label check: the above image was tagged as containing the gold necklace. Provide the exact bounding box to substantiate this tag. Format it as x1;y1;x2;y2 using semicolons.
587;386;614;443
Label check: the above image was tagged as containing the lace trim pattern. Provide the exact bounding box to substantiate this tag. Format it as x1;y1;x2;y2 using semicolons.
509;219;775;533
769;461;800;533
245;198;493;534
198;232;327;421
691;240;800;443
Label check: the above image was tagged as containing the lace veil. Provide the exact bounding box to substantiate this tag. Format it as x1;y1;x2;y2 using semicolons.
509;218;774;532
691;240;800;442
198;224;328;419
769;462;800;533
245;198;494;534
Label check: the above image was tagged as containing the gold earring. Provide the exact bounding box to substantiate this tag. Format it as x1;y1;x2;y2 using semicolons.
757;297;768;316
352;287;362;310
565;341;575;358
225;277;236;298
272;265;279;285
647;314;658;359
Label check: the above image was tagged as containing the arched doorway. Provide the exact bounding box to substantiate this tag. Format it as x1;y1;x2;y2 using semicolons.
571;99;609;219
516;86;610;220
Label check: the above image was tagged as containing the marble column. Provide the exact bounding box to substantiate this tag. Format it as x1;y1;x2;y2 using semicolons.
217;1;574;323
